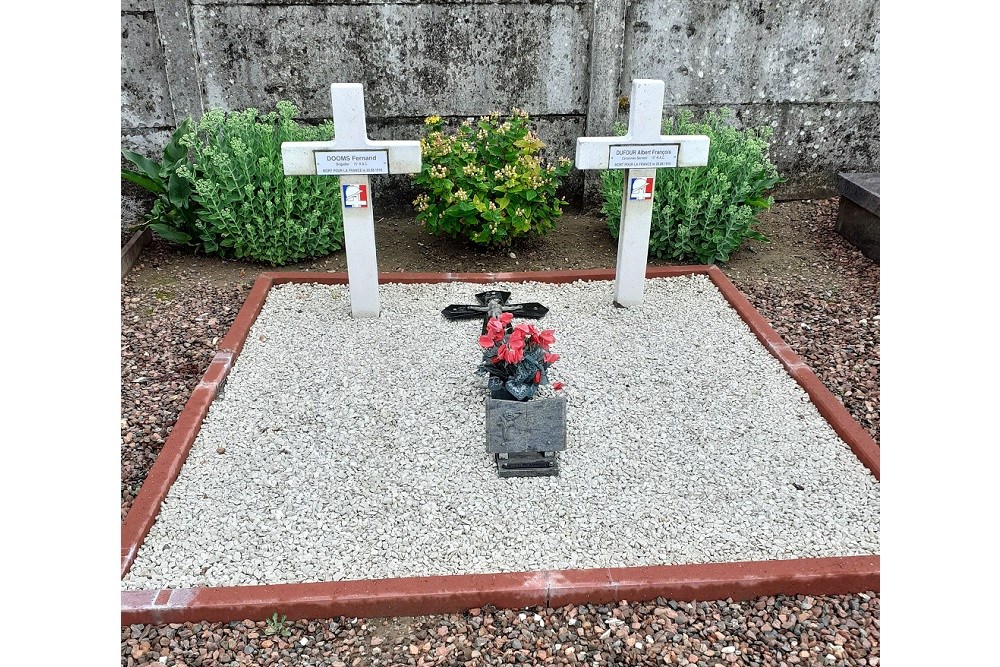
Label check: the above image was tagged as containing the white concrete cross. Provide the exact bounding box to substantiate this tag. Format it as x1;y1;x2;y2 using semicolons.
281;83;422;318
576;79;710;307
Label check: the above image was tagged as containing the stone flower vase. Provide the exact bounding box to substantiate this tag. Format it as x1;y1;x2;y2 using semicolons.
485;380;567;477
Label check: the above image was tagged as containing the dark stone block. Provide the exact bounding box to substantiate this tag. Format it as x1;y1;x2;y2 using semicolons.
495;452;559;478
835;172;879;264
486;397;567;454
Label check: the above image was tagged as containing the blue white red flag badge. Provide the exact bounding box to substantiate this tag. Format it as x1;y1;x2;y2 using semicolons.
628;177;654;201
342;183;369;208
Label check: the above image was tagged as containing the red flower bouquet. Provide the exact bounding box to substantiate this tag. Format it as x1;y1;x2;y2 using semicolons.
477;313;561;401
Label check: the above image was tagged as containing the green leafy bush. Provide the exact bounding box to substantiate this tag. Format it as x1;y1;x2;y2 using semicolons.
412;110;572;247
122;101;344;265
121;119;202;245
181;101;344;264
600;108;782;264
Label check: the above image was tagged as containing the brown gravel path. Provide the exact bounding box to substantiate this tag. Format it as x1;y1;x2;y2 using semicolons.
121;197;879;666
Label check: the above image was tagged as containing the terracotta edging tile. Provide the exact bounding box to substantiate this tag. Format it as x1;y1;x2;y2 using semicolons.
122;267;879;623
122;571;551;625
608;556;880;603
122;556;878;625
217;274;278;355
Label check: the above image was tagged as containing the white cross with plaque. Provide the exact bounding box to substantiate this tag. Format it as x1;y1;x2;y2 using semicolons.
576;79;710;307
281;83;422;318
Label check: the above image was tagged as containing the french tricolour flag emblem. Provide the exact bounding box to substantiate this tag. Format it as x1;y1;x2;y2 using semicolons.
628;177;654;201
342;183;369;208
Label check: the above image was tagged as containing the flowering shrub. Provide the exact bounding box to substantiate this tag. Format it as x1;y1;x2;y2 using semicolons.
412;110;573;247
477;313;562;401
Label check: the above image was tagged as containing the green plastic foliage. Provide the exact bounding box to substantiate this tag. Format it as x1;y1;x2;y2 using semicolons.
412;110;573;247
181;101;344;265
600;108;782;264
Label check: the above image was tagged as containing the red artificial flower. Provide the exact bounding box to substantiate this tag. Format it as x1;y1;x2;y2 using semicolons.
543;353;560;364
553;382;564;390
533;370;541;383
507;333;525;351
498;344;524;364
486;317;505;337
478;335;495;348
513;322;533;335
499;312;514;325
537;329;555;349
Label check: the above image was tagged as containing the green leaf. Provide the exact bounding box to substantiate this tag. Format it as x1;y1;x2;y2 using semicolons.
122;150;162;184
167;174;192;209
121;169;164;194
149;223;192;244
163;120;191;164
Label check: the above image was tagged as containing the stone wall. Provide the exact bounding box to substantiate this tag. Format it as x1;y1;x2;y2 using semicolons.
121;0;879;206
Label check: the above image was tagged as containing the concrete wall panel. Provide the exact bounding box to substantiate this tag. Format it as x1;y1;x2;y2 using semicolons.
121;128;175;157
121;0;879;202
645;101;879;199
191;3;589;119
121;13;173;129
623;0;879;105
122;0;154;13
190;0;582;4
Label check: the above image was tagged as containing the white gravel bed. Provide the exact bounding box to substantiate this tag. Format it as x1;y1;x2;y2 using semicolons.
122;275;879;590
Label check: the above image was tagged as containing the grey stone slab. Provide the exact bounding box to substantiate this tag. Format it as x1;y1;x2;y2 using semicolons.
122;229;153;280
835;198;879;263
191;4;589;118
837;172;879;215
121;13;173;128
486;397;567;453
622;0;879;105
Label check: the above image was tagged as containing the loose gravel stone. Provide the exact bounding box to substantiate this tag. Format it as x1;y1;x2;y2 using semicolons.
123;276;878;590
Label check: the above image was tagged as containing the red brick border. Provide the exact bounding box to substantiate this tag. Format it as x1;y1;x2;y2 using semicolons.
122;555;878;626
122;267;879;623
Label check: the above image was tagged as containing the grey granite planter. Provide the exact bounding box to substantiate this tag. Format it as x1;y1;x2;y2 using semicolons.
485;396;567;477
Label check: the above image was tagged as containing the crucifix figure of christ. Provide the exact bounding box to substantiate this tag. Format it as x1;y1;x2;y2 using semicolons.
281;83;422;318
575;78;711;307
441;290;548;334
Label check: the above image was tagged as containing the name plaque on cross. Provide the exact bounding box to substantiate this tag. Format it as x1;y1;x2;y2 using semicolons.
575;78;710;307
315;150;390;175
608;144;679;169
281;83;422;318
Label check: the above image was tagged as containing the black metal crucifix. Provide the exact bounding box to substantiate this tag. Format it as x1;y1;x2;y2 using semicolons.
441;290;548;333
